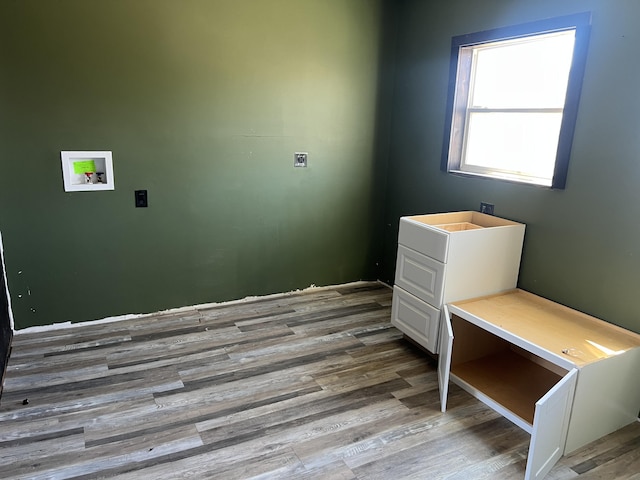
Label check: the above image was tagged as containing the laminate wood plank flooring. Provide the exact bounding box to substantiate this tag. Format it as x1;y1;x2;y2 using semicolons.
1;282;638;479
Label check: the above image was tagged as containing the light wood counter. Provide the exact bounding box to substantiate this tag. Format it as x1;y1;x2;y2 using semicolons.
452;289;640;367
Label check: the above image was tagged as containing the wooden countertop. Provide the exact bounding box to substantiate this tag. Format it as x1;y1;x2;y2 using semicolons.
449;289;640;367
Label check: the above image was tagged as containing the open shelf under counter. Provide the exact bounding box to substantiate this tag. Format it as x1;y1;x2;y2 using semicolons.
451;348;565;431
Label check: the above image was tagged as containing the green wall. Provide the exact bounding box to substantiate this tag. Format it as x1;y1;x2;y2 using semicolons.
381;0;640;333
0;0;386;328
3;0;639;334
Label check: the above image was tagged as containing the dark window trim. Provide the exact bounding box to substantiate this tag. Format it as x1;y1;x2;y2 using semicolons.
440;12;592;189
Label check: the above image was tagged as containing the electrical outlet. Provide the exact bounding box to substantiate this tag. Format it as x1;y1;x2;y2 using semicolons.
135;190;148;208
294;152;308;167
480;202;494;215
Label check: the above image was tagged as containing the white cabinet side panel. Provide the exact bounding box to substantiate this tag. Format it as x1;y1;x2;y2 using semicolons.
566;348;640;453
443;226;525;303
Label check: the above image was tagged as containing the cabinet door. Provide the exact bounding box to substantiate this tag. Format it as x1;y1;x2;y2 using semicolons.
525;368;578;480
438;306;454;413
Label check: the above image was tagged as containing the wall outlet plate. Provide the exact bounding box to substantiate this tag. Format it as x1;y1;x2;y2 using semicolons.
294;152;308;167
480;202;494;215
135;190;148;208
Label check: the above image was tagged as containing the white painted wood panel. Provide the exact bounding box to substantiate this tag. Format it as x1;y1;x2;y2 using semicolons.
526;369;577;480
438;307;453;413
397;218;449;263
391;287;440;353
394;245;445;308
444;225;525;303
566;348;640;453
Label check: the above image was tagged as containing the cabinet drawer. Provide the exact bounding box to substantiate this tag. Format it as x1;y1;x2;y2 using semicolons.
391;286;441;353
395;245;445;308
398;218;449;263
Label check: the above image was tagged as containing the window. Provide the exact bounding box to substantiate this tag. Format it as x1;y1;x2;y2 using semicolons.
441;13;591;188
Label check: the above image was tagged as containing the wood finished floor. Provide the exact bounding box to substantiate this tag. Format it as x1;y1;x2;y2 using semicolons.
1;282;639;479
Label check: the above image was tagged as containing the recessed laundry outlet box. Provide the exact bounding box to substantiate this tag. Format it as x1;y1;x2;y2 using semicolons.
61;151;114;192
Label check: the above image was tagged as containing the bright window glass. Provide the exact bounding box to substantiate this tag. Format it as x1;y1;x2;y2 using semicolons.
464;112;563;181
470;32;575;109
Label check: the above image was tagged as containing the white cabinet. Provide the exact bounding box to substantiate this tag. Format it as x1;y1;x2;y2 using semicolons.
391;211;525;353
439;289;640;480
